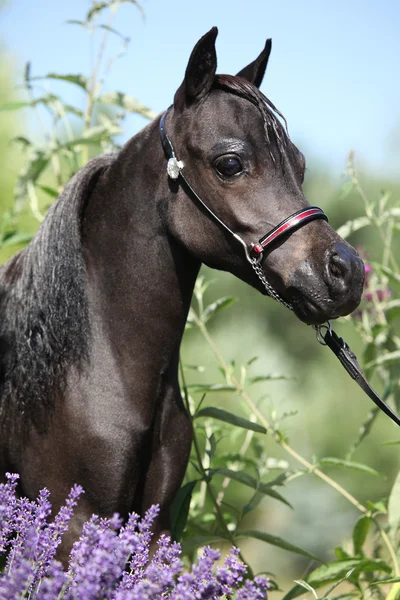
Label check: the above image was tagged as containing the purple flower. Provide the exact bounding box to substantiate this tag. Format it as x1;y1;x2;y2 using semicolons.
0;473;270;599
365;289;391;302
0;473;20;553
236;575;270;600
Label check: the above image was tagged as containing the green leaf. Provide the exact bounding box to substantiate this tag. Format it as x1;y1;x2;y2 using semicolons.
308;559;391;584
362;342;377;366
346;407;379;459
98;24;127;39
98;91;155;119
366;499;387;515
388;469;400;535
0;101;31;112
235;529;321;562
247;374;290;385
188;384;236;394
37;185;59;198
1;232;34;247
12;136;32;148
207;433;217;461
246;356;259;366
87;2;108;21
24;61;31;86
386;300;400;323
60;104;85;119
293;580;318;598
1;95;84;120
321;593;358;599
375;265;400;286
242;490;267;515
119;0;145;17
87;0;145;21
14;150;51;210
337;208;400;240
282;559;391;600
340;181;354;199
319;457;381;477
202;297;236;323
214;468;292;508
365;350;400;370
322;569;357;599
382;207;400;219
336;216;370;239
370;577;400;585
60;124;122;149
183;364;205;372
352;516;371;555
195;407;266;434
32;73;88;91
181;535;227;553
281;584;316;600
170;480;197;542
335;547;352;560
65;19;87;27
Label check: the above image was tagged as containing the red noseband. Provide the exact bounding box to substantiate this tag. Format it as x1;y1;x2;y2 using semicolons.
250;206;328;259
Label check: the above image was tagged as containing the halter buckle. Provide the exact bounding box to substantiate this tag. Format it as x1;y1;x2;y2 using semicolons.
313;322;332;346
250;243;264;263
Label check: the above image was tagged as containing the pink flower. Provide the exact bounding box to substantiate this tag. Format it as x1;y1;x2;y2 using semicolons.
365;289;391;302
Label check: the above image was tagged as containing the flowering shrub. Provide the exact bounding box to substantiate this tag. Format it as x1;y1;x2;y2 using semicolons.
0;473;269;599
1;2;400;598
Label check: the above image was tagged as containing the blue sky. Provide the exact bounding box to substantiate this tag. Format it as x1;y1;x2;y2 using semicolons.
2;0;399;177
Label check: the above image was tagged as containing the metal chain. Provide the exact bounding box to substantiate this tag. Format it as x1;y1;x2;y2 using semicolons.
250;258;293;311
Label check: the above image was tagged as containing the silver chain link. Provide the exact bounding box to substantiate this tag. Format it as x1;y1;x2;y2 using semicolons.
250;258;294;311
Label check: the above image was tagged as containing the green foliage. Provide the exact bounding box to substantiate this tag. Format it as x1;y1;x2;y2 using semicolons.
0;0;153;263
176;270;400;598
1;3;400;598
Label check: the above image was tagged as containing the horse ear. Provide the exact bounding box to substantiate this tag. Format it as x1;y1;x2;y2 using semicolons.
174;27;218;110
236;39;272;88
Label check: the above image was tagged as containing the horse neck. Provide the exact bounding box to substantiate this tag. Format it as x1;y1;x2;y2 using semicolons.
81;118;201;374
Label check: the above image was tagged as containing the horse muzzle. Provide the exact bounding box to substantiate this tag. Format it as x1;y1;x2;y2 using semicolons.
288;242;365;325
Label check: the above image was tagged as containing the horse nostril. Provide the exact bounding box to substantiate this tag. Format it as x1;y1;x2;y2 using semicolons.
329;252;347;279
325;243;361;289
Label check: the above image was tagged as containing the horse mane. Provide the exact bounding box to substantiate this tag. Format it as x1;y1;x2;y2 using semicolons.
0;154;115;437
0;78;288;439
213;74;290;161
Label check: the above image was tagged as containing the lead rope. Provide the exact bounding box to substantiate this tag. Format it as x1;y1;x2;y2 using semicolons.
160;109;400;426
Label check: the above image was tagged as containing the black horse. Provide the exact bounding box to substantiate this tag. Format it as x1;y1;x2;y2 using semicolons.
0;28;364;559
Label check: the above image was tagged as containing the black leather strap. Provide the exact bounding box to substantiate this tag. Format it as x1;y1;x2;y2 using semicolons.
259;207;328;250
160;108;400;427
323;328;400;426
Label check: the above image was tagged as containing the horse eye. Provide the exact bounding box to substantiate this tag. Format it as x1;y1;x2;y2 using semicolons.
214;155;243;178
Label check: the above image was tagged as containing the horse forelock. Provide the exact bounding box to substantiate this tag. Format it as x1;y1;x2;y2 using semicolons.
212;73;290;161
0;154;115;438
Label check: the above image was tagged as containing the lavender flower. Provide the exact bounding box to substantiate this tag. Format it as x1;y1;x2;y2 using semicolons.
0;473;270;599
0;472;19;553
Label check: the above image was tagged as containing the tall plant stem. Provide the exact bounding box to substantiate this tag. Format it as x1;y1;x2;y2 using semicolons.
82;7;116;166
190;308;368;515
348;153;399;275
179;360;253;574
372;518;400;600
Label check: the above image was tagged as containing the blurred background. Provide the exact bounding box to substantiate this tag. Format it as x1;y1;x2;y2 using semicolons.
1;0;399;595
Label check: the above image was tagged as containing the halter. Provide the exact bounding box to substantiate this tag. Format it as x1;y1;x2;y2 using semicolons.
160;109;328;308
159;108;400;427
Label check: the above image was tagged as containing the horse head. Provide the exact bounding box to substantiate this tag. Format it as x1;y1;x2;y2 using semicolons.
162;27;364;325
